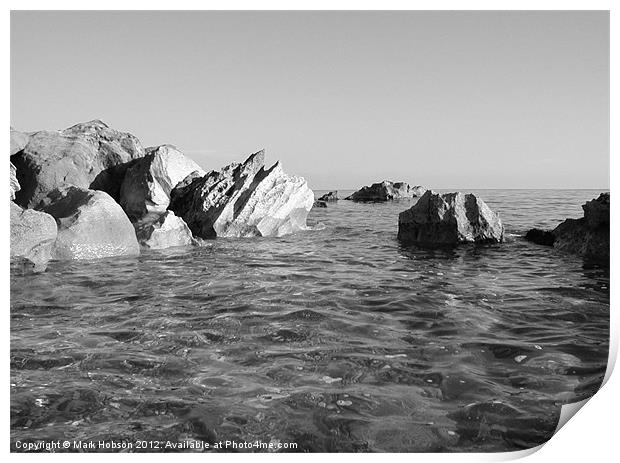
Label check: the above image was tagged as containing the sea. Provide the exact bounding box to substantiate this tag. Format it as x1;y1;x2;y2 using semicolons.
10;189;610;452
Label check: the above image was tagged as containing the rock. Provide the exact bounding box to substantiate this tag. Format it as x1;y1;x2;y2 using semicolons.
12;120;145;208
10;163;20;200
318;191;339;201
313;200;328;208
525;193;609;263
345;181;425;201
10;202;57;272
583;192;609;228
119;144;205;221
524;228;555;246
397;190;504;245
36;186;140;260
134;211;196;249
169;150;314;238
10;128;30;155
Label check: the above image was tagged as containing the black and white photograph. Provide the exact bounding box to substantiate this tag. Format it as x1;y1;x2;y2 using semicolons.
7;5;613;455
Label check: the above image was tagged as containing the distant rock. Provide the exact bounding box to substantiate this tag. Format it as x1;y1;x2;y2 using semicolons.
524;228;555;246
169;150;314;238
119;144;205;221
134;211;196;249
318;191;339;201
525;193;609;263
12;120;145;208
313;200;328;208
10;202;57;272
10;128;30;155
345;181;425;201
10;163;20;200
398;190;504;245
36;186;140;260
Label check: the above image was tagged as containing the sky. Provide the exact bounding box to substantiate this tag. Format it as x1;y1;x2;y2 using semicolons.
11;11;609;190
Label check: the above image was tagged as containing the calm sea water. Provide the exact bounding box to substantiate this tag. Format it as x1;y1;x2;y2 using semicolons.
10;189;609;452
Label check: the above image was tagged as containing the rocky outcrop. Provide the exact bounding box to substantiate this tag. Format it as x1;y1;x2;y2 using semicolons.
10;163;20;200
526;193;609;263
11;120;145;208
10;128;30;155
318;191;339;201
313;200;328;208
398;190;504;245
36;186;140;260
119;144;205;221
345;181;425;201
10;202;57;272
169;150;314;238
134;211;196;249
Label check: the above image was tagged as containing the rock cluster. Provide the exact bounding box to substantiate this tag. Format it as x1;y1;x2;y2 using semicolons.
525;193;609;263
397;190;504;245
318;191;339;202
346;181;425;201
10;121;315;271
169;150;314;238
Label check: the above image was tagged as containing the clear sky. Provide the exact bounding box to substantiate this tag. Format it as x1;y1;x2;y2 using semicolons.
11;11;609;190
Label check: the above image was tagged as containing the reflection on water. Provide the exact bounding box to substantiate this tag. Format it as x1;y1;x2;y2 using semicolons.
10;189;609;452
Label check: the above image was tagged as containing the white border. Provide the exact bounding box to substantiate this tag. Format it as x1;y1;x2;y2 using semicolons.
3;2;617;462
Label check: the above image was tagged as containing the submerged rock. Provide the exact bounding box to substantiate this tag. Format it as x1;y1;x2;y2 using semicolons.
345;181;425;201
134;211;196;249
398;190;504;245
313;200;328;208
119;144;205;221
318;191;339;202
169;150;314;238
36;186;139;260
524;228;555;246
525;193;609;263
10;202;57;272
10;163;20;200
12;120;145;208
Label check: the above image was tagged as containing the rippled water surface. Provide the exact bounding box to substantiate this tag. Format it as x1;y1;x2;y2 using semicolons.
11;189;609;452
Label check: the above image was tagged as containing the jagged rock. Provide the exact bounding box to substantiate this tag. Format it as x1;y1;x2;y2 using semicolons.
119;144;205;221
10;128;30;155
313;200;328;208
12;120;145;208
10;202;57;272
134;211;196;249
398;190;504;245
552;193;609;262
345;181;425;201
36;186;139;260
169;150;314;238
525;193;609;263
318;191;339;201
524;228;555;246
10;163;20;200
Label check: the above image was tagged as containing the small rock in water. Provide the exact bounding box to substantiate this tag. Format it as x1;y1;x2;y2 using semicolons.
336;400;353;407
514;355;528;363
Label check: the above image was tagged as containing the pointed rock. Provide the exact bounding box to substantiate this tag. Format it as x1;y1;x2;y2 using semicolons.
398;190;504;245
169;150;314;238
10;202;57;272
36;186;139;260
318;191;339;201
119;144;205;221
134;211;197;249
12;120;145;208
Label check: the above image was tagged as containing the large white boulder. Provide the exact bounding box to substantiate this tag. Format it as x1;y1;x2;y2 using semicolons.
169;150;314;238
36;186;140;260
10;202;57;272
